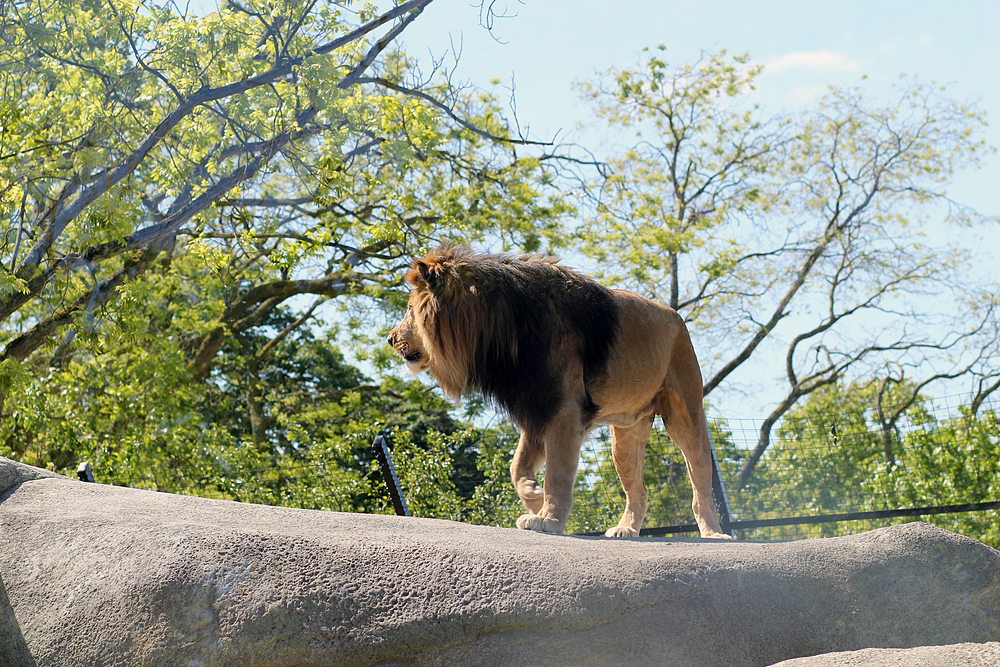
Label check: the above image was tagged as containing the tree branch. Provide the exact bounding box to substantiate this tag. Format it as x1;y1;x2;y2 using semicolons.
1;245;161;363
12;0;432;279
357;76;552;146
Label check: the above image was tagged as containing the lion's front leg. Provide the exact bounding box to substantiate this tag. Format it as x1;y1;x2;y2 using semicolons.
510;430;545;515
514;411;586;535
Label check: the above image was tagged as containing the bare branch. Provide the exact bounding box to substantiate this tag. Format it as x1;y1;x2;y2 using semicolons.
357;76;552;147
256;296;326;361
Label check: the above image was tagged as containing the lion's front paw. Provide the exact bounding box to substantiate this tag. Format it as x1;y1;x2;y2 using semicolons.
516;513;563;534
604;525;640;538
701;530;734;540
515;479;543;501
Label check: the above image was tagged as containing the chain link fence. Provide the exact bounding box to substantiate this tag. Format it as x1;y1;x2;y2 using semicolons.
573;393;1000;542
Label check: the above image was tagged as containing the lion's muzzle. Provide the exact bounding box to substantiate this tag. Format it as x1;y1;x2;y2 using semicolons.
387;326;427;371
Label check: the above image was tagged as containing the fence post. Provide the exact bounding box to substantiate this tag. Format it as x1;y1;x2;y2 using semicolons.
706;422;734;537
77;462;95;483
372;435;410;517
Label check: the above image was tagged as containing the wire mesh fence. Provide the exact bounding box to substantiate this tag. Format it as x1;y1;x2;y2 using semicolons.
572;392;1000;542
87;392;1000;545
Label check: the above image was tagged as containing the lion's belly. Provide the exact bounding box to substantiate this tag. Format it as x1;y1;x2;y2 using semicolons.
586;290;686;427
593;405;657;429
589;378;662;428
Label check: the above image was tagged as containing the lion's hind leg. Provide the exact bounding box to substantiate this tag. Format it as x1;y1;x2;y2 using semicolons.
604;417;653;538
659;387;732;540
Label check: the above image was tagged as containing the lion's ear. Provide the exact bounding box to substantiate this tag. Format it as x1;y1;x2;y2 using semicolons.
416;260;441;288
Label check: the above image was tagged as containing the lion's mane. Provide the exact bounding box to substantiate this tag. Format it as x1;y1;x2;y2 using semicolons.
405;245;620;435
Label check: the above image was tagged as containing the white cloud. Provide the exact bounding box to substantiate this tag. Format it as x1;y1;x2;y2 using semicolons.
766;50;860;72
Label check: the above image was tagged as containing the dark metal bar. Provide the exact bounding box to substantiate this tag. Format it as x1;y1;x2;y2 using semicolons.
575;500;1000;537
706;421;734;536
77;462;95;483
373;435;410;517
724;500;1000;531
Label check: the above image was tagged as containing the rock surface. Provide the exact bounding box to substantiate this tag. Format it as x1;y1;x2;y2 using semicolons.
770;642;1000;666
2;456;999;667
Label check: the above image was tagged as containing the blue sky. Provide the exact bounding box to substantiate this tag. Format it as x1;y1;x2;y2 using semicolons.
390;0;999;216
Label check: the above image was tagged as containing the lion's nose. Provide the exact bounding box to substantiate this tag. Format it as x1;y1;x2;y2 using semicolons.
386;332;394;346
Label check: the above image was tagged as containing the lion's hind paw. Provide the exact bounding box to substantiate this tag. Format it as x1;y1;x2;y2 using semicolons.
604;525;640;538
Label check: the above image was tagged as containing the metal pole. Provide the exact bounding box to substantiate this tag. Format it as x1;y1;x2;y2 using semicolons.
706;421;734;536
373;435;410;517
77;462;95;483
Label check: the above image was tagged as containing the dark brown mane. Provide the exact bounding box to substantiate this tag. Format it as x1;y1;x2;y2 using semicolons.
405;245;620;435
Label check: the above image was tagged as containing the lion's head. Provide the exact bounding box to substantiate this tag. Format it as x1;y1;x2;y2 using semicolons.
386;245;476;401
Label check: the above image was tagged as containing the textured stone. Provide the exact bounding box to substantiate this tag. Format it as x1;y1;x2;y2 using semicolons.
769;642;1000;666
2;456;999;667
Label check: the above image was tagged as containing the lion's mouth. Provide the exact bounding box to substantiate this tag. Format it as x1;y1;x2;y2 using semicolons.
404;350;422;363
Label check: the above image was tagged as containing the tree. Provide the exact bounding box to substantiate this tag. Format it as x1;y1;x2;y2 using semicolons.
737;380;1000;547
0;0;569;406
0;0;569;523
575;49;789;313
575;49;1000;488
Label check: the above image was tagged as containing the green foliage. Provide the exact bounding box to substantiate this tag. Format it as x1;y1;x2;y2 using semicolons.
0;0;569;527
390;424;522;525
896;408;1000;546
731;381;1000;547
0;0;572;374
0;337;232;478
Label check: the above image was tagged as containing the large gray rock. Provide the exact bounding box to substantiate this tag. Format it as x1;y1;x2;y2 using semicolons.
2;456;999;667
770;642;1000;666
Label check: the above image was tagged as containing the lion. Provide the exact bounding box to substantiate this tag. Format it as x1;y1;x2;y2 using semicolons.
387;245;731;539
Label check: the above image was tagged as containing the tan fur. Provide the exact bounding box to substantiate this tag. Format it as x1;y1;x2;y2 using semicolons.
387;247;730;539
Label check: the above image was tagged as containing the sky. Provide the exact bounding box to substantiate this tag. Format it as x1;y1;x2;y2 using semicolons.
374;0;1000;419
386;0;999;216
